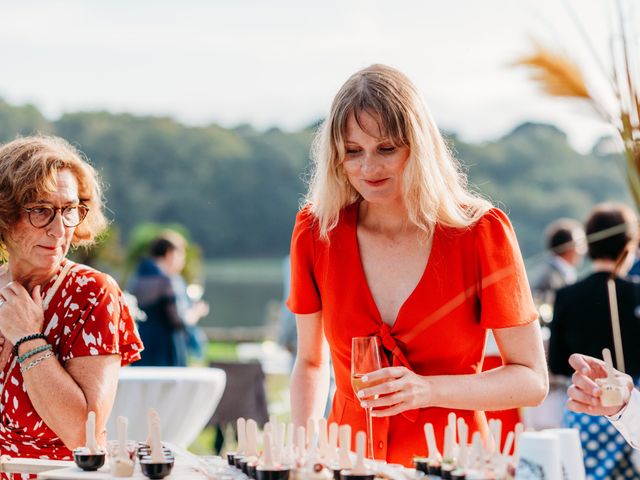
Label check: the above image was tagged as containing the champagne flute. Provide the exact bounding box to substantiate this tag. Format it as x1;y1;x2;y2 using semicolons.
351;336;389;460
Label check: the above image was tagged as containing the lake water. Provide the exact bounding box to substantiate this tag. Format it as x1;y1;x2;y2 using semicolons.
198;258;284;328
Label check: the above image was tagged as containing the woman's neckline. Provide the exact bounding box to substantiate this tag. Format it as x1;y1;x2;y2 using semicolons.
351;203;436;329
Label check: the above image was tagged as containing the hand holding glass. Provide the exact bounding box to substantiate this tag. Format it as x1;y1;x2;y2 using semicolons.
351;336;389;459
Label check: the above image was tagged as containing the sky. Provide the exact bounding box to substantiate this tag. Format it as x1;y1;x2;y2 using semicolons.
0;0;634;152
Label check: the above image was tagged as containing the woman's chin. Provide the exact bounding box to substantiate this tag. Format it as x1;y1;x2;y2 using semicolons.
360;192;403;206
34;254;65;273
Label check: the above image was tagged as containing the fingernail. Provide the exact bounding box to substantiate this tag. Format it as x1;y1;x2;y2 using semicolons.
362;375;368;382
592;387;599;395
360;402;367;408
357;391;364;398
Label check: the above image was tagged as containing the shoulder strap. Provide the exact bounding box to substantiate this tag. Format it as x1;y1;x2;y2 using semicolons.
43;260;76;311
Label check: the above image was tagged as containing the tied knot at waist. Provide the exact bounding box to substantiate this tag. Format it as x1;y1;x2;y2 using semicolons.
376;324;411;370
372;325;419;423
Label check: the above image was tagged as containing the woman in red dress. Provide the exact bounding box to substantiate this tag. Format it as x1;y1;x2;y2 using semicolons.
287;64;548;466
0;136;143;461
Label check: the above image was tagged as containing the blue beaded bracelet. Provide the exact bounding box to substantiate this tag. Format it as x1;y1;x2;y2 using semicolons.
17;344;52;364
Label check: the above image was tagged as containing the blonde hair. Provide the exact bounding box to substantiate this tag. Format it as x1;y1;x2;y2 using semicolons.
306;64;492;239
0;135;107;260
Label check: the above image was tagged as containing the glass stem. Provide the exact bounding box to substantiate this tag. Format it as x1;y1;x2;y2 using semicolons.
366;406;374;460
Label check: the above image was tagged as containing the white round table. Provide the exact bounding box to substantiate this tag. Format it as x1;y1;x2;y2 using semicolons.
106;367;226;448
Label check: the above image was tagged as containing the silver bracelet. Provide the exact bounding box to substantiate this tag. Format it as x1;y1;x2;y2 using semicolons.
20;350;54;374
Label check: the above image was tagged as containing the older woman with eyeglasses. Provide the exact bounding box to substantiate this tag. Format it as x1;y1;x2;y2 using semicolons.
0;136;143;460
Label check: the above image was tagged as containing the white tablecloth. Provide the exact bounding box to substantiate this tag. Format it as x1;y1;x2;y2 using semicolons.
106;367;226;448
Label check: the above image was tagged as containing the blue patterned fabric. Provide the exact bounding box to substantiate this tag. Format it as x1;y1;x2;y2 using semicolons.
564;408;640;479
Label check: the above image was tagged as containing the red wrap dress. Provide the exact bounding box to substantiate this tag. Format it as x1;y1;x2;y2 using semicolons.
287;203;537;466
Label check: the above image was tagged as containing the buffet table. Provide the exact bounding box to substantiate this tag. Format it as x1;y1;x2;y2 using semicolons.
106;367;226;448
36;463;207;480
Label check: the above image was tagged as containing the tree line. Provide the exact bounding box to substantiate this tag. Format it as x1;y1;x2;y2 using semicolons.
0;98;630;261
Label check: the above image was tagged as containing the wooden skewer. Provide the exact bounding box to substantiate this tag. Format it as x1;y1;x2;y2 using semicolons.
352;431;368;474
86;411;98;454
318;418;329;459
424;423;442;461
296;425;306;459
443;426;452;461
447;412;457;446
246;419;259;457
237;418;247;454
116;416;128;459
338;425;353;469
328;423;339;462
262;433;275;469
306;418;316;447
502;431;514;457
513;423;524;461
603;348;616;378
458;420;469;467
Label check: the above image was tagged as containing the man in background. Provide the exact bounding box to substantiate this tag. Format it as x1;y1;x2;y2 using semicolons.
532;218;586;323
129;232;209;366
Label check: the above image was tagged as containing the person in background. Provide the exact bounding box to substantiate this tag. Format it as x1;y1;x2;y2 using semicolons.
287;64;548;466
0;135;142;459
549;202;640;480
129;232;208;367
532;218;586;322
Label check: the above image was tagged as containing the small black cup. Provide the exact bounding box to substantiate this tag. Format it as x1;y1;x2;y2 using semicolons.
140;458;175;479
73;450;106;471
256;468;291;480
451;470;467;480
413;458;428;475
441;464;456;480
427;463;442;476
340;471;375;480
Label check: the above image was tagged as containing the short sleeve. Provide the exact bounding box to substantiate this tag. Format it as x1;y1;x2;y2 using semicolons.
475;208;538;329
286;208;322;314
60;270;144;366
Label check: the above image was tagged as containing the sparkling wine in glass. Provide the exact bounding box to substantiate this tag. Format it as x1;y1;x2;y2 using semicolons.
351;336;389;460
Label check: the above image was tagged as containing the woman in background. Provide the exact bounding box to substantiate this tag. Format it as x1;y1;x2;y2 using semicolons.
549;202;640;480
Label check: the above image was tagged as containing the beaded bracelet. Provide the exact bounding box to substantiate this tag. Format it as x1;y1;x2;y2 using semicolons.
17;344;52;364
13;333;47;357
20;350;54;374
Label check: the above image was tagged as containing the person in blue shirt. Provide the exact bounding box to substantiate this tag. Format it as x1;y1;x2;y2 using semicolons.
129;232;208;366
